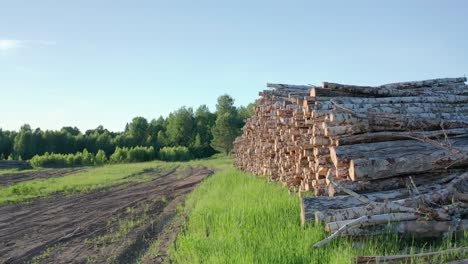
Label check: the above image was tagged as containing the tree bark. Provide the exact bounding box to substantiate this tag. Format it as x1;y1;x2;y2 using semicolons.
332;95;468;105
322;82;420;97
325;213;418;233
301;190;414;225
347;138;468;181
379;77;467;89
333;128;468;146
355;246;468;264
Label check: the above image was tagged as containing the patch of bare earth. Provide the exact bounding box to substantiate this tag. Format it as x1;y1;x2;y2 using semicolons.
0;166;213;264
0;168;85;187
139;199;188;264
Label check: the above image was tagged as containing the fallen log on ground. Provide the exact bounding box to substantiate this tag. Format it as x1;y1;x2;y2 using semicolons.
355;247;468;264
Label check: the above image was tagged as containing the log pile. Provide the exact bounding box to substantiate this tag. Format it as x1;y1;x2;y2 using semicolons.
233;77;468;241
0;160;32;170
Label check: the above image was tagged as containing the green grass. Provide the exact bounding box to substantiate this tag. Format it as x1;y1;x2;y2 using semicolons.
169;166;468;264
182;153;234;171
0;161;177;204
30;245;58;264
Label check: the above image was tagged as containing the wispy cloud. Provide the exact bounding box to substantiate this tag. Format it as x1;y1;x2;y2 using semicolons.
0;39;20;51
0;39;56;53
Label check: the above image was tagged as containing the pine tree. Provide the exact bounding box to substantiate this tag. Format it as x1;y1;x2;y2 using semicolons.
210;95;242;155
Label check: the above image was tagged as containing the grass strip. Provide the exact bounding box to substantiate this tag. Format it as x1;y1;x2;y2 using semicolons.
169;166;468;264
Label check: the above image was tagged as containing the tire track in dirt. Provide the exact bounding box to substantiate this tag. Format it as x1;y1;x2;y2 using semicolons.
0;168;85;187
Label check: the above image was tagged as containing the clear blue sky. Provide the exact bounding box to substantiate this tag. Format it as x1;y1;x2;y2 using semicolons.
1;0;467;132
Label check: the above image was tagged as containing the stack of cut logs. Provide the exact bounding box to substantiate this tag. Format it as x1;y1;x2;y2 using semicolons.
234;77;468;240
0;160;32;170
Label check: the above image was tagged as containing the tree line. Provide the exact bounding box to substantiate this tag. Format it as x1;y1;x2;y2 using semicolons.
0;95;254;162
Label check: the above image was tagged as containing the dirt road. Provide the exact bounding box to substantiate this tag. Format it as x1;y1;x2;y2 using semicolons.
0;168;84;187
0;166;213;264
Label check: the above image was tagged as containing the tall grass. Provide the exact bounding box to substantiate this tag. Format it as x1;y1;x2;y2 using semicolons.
169;168;468;264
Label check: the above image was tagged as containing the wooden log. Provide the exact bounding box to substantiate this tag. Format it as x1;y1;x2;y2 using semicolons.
329;170;464;193
314;213;419;248
323;77;466;90
324;124;370;137
314;102;468;111
366;112;468;130
322;77;467;96
330;109;468;123
347;138;468;181
379;77;467;90
330;137;468;170
333;128;468;146
301;190;414;225
325;213;419;233
356;245;468;264
315;203;405;224
310;87;370;97
323;82;420;97
266;83;314;90
332;95;468;105
330;139;421;167
324;113;468;136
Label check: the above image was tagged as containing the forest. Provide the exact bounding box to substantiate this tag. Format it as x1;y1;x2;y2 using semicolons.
0;94;254;166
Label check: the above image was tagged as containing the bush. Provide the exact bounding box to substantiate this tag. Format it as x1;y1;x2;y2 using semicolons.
31;152;70;168
127;146;155;162
30;145;192;168
30;149;98;168
109;147;128;163
95;150;108;165
81;149;95;166
189;145;216;159
158;146;191;161
110;146;155;163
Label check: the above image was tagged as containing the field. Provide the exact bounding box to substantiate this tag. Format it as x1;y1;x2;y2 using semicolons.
1;156;467;263
0;161;214;263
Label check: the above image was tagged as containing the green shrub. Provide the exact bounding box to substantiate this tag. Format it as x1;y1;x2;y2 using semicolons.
110;146;155;163
30;150;98;168
30;145;158;168
110;147;129;163
95;150;108;165
31;152;68;168
81;149;95;166
189;145;216;159
127;146;155;162
158;146;192;161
